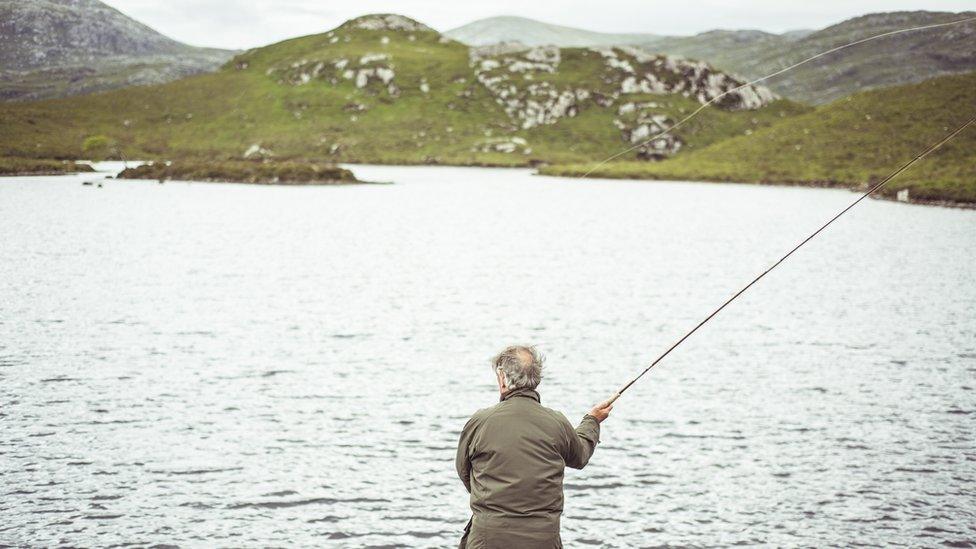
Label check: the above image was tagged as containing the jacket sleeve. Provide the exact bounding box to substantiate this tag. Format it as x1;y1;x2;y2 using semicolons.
562;414;601;470
455;416;478;493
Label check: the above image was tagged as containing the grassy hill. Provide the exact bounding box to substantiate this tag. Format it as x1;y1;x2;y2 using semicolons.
542;72;976;204
0;14;799;167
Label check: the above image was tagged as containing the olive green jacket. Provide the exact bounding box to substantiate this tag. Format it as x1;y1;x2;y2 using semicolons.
456;387;601;548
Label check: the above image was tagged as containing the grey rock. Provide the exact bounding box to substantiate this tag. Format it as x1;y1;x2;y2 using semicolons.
347;14;435;33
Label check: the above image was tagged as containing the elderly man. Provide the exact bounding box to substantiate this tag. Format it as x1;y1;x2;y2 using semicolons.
456;345;613;548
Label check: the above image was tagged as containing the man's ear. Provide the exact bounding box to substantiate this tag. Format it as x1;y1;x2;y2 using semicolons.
496;369;507;391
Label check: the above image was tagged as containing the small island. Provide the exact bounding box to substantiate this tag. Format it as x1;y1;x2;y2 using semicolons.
0;157;94;176
117;160;365;185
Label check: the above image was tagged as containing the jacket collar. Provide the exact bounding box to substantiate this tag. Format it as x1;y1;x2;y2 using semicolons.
501;387;540;403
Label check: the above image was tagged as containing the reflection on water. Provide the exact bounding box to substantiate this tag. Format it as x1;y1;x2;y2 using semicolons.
1;164;974;546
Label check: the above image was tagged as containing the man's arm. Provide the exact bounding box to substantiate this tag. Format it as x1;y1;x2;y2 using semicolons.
563;400;613;470
455;416;478;493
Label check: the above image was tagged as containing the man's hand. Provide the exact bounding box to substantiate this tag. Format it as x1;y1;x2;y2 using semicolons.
588;399;613;423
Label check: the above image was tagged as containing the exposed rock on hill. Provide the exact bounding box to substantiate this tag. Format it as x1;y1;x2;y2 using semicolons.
346;14;436;33
471;44;776;157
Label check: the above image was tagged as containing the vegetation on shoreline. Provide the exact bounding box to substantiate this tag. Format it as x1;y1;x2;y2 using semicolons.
117;160;360;185
542;72;976;204
0;156;94;175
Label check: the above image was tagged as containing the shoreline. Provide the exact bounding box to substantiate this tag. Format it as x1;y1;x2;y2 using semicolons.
113;176;388;186
533;168;976;210
3;157;972;209
0;157;95;177
348;161;976;210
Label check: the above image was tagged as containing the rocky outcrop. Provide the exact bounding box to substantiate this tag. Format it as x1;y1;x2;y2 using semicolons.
471;45;591;130
613;102;682;159
271;51;400;96
243;144;273;159
468;44;776;158
590;47;777;110
472;137;532;154
345;14;436;33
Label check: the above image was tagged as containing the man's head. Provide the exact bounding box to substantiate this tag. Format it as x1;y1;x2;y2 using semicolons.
491;345;544;395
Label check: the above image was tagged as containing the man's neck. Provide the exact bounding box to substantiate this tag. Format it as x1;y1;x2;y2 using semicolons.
500;387;541;402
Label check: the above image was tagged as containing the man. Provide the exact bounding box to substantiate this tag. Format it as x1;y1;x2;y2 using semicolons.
456;345;613;548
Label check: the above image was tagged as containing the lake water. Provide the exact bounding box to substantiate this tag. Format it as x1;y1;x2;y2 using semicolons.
1;164;974;547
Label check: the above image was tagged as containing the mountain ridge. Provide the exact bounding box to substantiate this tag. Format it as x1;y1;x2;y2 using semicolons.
0;0;236;101
445;15;660;47
715;10;976;104
446;11;976;105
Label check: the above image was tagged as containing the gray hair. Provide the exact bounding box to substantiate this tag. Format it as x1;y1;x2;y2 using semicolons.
491;345;544;390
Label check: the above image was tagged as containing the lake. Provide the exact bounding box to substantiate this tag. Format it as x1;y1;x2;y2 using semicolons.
1;164;974;547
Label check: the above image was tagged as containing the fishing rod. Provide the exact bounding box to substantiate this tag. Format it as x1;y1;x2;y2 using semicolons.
604;113;976;406
577;14;976;404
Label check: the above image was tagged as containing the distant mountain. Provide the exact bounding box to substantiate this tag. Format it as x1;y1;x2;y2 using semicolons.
0;14;795;166
780;29;815;40
0;0;236;101
635;30;798;78
447;11;976;105
719;11;976;104
444;15;659;47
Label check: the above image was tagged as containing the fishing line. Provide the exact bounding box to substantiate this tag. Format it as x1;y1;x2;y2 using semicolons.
602;113;975;405
579;14;976;178
575;14;976;403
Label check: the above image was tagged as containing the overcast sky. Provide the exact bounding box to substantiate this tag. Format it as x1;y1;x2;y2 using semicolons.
102;0;975;50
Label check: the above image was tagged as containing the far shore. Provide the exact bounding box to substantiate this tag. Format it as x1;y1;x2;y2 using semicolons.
536;164;976;210
342;161;976;209
0;157;94;176
3;156;973;209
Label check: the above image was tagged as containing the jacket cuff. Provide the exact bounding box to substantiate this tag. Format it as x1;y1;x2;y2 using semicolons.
581;414;601;443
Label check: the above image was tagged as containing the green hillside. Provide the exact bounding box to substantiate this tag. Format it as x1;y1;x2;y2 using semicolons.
543;72;976;204
0;14;800;167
